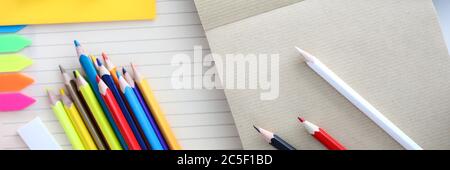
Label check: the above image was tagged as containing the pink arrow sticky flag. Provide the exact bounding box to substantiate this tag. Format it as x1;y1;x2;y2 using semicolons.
0;93;35;111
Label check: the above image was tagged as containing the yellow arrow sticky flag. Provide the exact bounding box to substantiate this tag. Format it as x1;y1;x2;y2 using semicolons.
0;54;33;72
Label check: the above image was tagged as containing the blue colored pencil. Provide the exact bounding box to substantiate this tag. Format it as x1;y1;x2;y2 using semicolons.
118;74;164;150
96;59;149;150
74;40;128;150
123;67;169;150
116;70;152;149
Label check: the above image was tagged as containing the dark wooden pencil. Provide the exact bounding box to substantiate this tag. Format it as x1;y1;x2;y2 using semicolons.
253;125;296;150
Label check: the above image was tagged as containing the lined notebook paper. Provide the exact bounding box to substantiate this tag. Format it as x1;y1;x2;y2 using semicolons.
0;0;242;150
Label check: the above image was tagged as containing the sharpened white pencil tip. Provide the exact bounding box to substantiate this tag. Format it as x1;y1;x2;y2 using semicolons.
295;46;315;63
47;89;58;105
98;78;108;95
118;76;129;93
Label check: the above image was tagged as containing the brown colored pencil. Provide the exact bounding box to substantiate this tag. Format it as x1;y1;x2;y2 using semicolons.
59;65;107;150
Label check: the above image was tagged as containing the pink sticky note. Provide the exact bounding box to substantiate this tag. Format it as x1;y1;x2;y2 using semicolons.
0;93;35;111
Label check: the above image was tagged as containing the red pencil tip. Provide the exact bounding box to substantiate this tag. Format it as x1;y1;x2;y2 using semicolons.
102;52;108;60
298;117;305;123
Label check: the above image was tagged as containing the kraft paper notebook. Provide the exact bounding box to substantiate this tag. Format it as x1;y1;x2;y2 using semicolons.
0;0;242;150
195;0;450;149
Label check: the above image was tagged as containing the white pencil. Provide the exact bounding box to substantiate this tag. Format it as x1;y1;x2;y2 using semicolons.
295;47;422;150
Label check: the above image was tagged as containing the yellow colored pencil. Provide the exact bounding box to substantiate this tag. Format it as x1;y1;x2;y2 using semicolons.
90;55;100;70
60;89;98;150
131;63;182;150
74;70;122;150
47;89;85;150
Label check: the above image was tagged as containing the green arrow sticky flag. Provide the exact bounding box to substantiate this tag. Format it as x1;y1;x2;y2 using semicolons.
0;34;31;53
0;54;33;72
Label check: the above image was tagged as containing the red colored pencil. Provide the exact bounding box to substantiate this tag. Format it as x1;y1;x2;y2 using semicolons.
97;76;141;150
298;117;346;150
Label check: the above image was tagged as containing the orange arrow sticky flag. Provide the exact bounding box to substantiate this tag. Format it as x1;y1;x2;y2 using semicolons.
0;73;34;92
0;54;33;72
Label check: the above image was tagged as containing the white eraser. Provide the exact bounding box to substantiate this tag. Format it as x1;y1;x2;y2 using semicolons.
17;117;62;150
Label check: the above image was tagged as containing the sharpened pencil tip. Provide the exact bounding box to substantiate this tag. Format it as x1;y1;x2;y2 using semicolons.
130;63;143;81
73;70;81;78
116;70;121;78
102;52;108;60
122;67;127;74
74;40;80;47
96;58;102;66
58;65;65;73
253;125;260;133
60;88;66;96
298;117;305;123
46;89;58;105
295;46;315;63
90;55;97;64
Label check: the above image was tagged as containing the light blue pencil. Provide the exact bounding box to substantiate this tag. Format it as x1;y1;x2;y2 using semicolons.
123;67;168;150
118;74;164;150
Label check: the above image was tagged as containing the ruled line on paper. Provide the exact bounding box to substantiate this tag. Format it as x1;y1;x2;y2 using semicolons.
28;36;207;47
0;100;229;115
2;124;238;137
20;23;203;36
0;0;242;150
2;111;233;126
1;135;241;143
28;75;213;92
15;99;229;113
24;48;210;60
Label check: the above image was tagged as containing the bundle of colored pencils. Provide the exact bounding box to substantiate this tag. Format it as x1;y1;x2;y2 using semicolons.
46;40;181;150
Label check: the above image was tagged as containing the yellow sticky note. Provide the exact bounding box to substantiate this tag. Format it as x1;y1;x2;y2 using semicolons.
0;0;156;25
